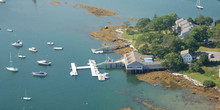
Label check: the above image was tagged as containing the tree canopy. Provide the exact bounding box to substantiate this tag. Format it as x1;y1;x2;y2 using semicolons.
195;14;213;26
198;54;209;65
161;52;184;71
190;25;209;43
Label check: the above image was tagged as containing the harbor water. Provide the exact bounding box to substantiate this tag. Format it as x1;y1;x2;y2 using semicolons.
0;0;220;109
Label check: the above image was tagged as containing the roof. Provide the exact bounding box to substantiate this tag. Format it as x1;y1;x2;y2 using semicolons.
124;51;161;65
175;18;195;38
180;49;190;55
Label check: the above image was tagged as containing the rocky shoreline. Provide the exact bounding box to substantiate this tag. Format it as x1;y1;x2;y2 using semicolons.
90;26;133;55
136;71;220;104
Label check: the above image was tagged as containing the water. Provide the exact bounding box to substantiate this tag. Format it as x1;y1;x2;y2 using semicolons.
0;0;220;109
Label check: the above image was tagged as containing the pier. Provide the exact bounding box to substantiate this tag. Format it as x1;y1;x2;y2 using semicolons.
91;43;131;54
70;59;109;80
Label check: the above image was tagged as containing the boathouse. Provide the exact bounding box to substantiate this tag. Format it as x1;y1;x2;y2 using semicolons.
124;51;164;73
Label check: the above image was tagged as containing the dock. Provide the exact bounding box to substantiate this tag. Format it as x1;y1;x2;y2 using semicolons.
70;59;109;80
70;63;78;76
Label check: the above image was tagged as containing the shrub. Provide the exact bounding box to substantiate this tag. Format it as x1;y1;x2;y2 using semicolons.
203;80;216;88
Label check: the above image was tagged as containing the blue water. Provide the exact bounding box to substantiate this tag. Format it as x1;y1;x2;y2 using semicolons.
0;0;219;109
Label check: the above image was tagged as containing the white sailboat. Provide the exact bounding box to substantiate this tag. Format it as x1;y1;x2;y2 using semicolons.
18;50;26;59
6;53;19;72
22;89;31;101
195;0;204;9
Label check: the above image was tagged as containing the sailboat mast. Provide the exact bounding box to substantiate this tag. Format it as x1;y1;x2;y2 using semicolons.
9;52;12;66
25;89;27;96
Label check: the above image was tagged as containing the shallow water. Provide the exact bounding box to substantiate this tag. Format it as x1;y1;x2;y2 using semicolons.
0;0;220;109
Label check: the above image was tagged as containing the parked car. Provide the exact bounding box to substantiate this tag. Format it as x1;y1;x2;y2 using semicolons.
209;53;214;58
207;41;214;45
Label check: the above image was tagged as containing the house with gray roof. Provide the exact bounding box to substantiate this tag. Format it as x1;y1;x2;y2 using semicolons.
180;49;193;63
124;51;164;73
174;18;196;39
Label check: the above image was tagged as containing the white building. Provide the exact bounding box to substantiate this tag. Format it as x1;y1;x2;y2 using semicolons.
174;18;195;39
124;51;164;73
181;49;193;64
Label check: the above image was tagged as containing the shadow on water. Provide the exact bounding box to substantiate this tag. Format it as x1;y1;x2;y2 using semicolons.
32;0;36;5
124;72;142;85
33;75;47;79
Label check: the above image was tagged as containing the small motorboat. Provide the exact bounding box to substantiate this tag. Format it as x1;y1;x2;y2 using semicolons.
47;42;54;45
0;0;6;3
53;47;63;50
18;55;26;59
37;60;51;66
12;40;23;47
7;29;13;32
32;71;47;76
28;47;38;53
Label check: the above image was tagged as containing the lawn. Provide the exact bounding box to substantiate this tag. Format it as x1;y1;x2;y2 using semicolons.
198;46;220;52
181;65;220;87
121;30;141;46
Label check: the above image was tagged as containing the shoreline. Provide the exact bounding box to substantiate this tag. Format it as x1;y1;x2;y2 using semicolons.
136;71;220;104
90;25;220;105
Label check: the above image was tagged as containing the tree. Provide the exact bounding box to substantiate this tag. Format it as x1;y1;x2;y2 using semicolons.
205;16;213;26
126;26;135;35
146;13;178;31
195;14;213;26
184;37;199;51
195;14;206;25
161;52;184;71
135;18;151;30
212;24;220;42
215;19;220;26
189;62;201;72
190;25;209;43
169;36;183;53
203;80;216;88
198;54;209;65
187;17;194;24
138;44;150;55
122;21;131;28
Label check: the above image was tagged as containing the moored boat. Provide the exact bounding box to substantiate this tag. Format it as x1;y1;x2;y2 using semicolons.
7;29;13;32
32;71;47;76
12;40;23;47
47;42;54;45
22;89;31;101
195;0;204;9
18;55;26;58
28;47;38;52
23;97;31;100
53;47;63;50
6;52;19;72
0;0;6;3
37;60;51;66
6;66;19;72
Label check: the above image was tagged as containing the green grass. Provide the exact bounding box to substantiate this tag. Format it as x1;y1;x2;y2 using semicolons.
121;30;141;46
181;65;220;88
198;46;220;52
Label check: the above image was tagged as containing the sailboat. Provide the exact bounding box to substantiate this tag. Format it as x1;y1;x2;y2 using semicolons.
195;0;204;9
6;52;19;72
22;89;31;101
18;50;26;59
